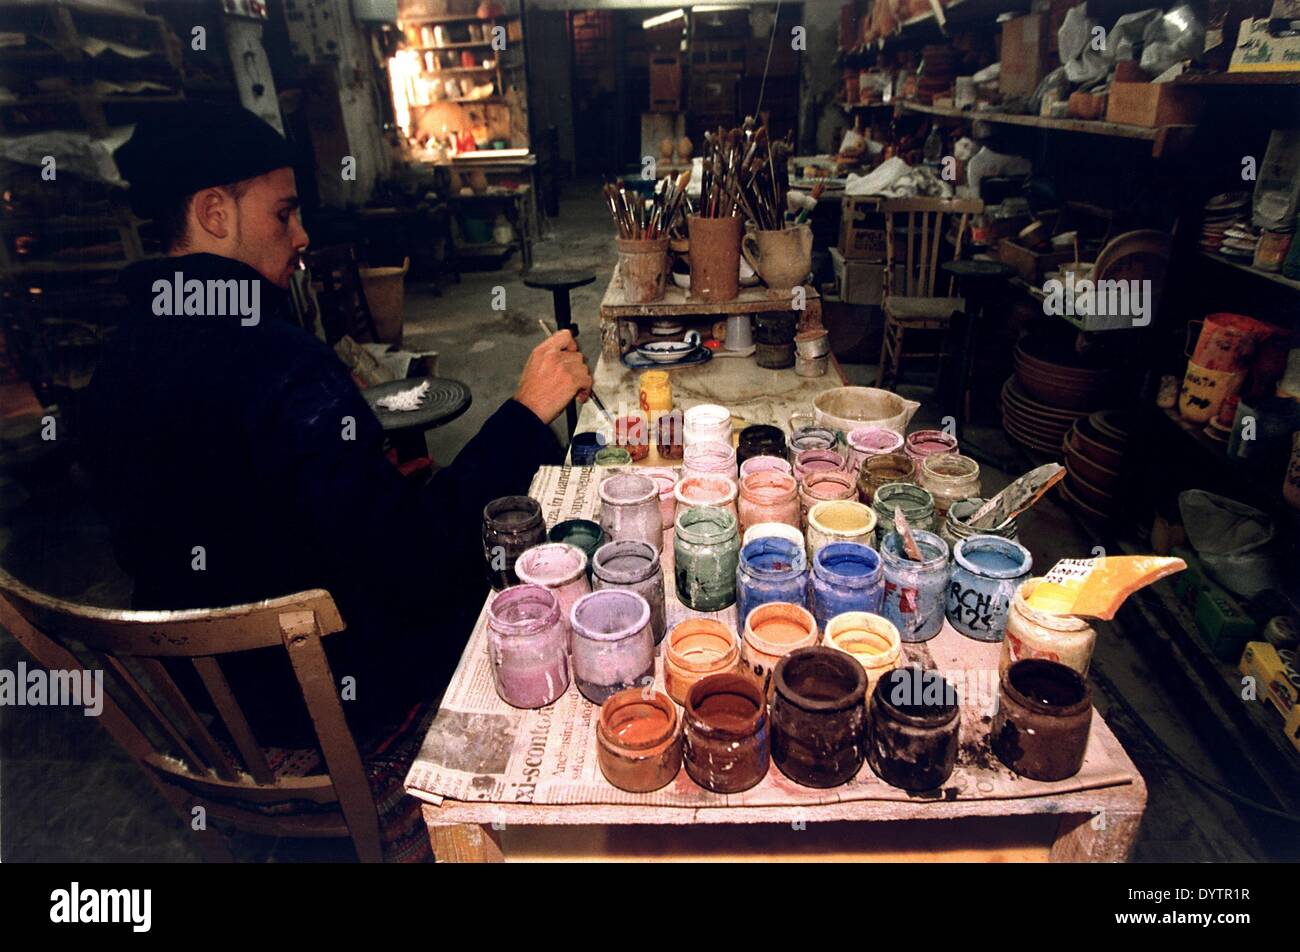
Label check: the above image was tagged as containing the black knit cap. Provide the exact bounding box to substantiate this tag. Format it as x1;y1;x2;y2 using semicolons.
116;102;293;218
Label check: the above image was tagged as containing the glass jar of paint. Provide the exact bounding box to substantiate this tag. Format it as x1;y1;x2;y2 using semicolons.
793;448;850;482
569;589;656;704
940;497;1019;549
638;370;673;422
903;429;959;463
736;424;787;467
598;473;662;552
823;611;902;696
737;470;800;535
879;529;950;642
857;452;917;504
664;618;741;705
683;403;732;449
788;425;838;460
548;519;605;579
871;483;936;548
640;467;680;532
918;453;981;519
591;540;666;646
594;446;632;467
656;410;684;460
797;470;857;527
992;659;1092;782
514;543;591;649
866;666;960;791
482;495;546;590
805;499;877;562
486;584;569;709
673;505;740;611
570;431;606;466
741;601;820;694
742;521;805;551
946;535;1033;643
597;688;683;793
739;453;793;480
614;413;651;462
1002;578;1098;676
674;472;738;522
736;536;809;627
811;541;884;631
771;646;867;788
683;673;770;793
682;440;738;481
846;426;905;475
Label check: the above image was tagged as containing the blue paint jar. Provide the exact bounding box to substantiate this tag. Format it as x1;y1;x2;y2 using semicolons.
879;530;950;642
810;542;884;631
946;535;1033;642
570;431;606;465
736;536;809;629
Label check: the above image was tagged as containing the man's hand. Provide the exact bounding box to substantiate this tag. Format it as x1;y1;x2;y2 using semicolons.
514;330;593;424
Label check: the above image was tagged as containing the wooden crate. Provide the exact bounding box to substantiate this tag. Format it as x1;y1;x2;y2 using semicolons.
1106;81;1202;128
648;53;681;112
839;195;887;261
997;238;1073;284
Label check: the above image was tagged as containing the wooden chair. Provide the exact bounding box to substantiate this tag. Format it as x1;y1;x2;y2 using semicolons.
303;244;381;347
0;571;383;863
875;197;984;391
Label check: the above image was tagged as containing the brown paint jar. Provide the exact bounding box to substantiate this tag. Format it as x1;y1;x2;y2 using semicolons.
771;647;867;788
992;659;1093;782
857;452;917;505
683;673;770;793
664;618;741;705
866;666;960;791
597;688;684;793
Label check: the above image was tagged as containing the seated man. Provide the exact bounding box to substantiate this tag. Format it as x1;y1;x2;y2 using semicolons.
79;104;591;746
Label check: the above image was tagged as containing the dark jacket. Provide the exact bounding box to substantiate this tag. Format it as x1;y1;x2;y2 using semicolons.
80;253;561;744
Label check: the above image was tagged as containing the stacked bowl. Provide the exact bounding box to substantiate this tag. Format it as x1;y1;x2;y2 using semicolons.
1060;411;1130;520
1002;334;1118;457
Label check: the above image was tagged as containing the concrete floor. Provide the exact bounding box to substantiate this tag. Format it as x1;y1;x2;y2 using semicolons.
0;180;1290;862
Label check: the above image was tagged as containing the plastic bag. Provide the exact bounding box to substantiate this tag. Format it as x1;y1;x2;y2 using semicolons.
1060;4;1109;85
1140;4;1204;76
1178;490;1279;598
1107;8;1161;64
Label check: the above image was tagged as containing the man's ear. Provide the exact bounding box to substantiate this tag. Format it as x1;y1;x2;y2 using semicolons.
190;187;232;241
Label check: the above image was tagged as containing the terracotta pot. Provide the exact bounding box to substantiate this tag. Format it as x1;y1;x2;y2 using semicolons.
686;215;742;303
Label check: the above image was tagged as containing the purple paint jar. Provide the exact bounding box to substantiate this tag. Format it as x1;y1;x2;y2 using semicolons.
569;590;656;704
736;536;810;629
846;426;905;476
598;473;663;553
793;448;850;482
486;585;569;709
739;454;794;479
591;539;667;645
904;429;959;463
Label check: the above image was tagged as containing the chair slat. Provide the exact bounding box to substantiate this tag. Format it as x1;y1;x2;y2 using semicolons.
906;212;916;297
139;659;240;781
919;213;931;295
91;649;208;770
193;657;275;785
928;212;944;296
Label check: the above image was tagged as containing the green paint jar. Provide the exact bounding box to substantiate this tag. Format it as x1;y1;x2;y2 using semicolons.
673;505;739;612
595;447;633;466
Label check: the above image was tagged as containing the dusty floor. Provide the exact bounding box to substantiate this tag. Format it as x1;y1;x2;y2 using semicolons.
0;181;1291;862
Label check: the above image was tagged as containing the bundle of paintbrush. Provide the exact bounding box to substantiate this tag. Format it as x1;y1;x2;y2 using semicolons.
696;121;794;230
603;171;692;241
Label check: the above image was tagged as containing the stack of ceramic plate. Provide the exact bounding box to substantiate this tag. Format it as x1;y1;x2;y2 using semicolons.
1200;192;1248;254
1059;411;1130;520
1001;376;1091;456
1219;220;1260;262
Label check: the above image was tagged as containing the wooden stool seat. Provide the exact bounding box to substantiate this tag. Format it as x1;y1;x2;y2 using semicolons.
882;295;965;322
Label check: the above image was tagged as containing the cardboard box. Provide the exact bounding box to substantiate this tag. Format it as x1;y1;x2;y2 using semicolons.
839;196;887;261
997;237;1073;284
1229;17;1300;72
831;247;898;306
1000;14;1051;97
1254;128;1300;231
1105;81;1202;128
1285;703;1300;754
648;54;682;112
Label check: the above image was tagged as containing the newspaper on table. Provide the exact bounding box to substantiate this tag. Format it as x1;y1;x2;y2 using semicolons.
404;466;1137;808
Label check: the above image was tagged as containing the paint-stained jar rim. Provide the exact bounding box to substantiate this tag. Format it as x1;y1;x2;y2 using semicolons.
773;645;867;714
808;499;877;538
675;505;738;545
685;672;766;739
1012;578;1095;633
920;451;980;482
667;618;740;675
591;539;660;585
878;529;949;568
675;472;739;508
483;494;543;533
739;536;808;579
487;584;561;636
739;454;793;478
1000;658;1092;719
952;535;1033;581
599;472;658;506
514;543;588;588
597;688;680;752
739;469;798;504
570;589;652;643
813;541;882;587
872;666;960;727
825;612;902;667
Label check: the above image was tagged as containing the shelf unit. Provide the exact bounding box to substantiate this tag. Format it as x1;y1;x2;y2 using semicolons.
1197;250;1300;292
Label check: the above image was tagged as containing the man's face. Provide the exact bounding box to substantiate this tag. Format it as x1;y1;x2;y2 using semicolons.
228;167;309;288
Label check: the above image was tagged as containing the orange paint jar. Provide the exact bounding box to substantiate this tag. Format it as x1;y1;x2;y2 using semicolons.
737;470;800;535
664;618;741;705
597;688;683;793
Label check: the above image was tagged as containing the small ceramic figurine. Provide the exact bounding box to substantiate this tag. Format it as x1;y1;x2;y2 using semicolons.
1156;374;1179;409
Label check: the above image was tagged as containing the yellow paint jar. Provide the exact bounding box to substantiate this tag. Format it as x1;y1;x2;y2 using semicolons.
1002;578;1098;676
806;499;878;563
824;611;902;696
639;370;673;423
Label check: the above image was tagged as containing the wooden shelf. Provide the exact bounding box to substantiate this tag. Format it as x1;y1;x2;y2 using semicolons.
837;99;894;111
1174;71;1300;86
420;66;497;74
410;41;496;50
899;100;1195;157
1197;250;1300;292
402;13;514;24
839;0;1029;58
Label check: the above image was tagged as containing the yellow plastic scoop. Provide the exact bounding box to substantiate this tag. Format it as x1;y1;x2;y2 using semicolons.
1026;556;1187;620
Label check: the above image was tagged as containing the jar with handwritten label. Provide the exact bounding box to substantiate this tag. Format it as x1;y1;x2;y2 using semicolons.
1002;577;1098;675
945;535;1032;642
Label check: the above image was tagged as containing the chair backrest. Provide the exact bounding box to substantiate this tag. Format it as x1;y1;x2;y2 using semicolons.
305;244;379;347
881;197;984;298
0;569;382;861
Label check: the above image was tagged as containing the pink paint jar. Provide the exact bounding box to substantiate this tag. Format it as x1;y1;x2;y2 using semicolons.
682;439;738;481
847;426;906;475
739;454;794;480
640;466;680;532
570;589;656;704
738;470;800;535
904;429;959;463
513;543;591;650
793;448;850;482
798;470;857;527
674;472;739;522
486;585;570;709
599;473;663;553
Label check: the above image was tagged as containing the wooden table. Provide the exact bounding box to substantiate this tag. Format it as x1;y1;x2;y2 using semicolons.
598;269;823;361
